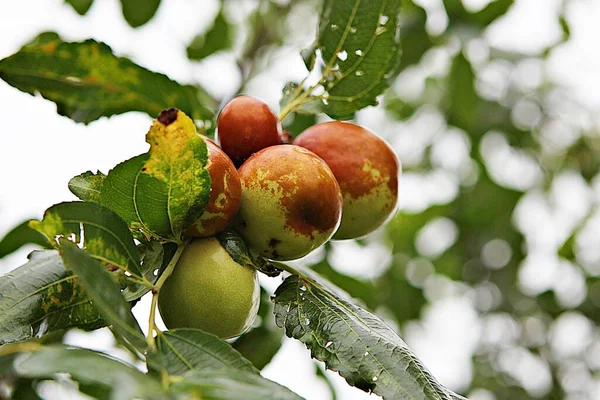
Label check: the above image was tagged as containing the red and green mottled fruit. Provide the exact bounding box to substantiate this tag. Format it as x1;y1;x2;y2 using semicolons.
294;121;401;240
158;237;260;339
216;95;282;167
185;138;242;237
237;145;342;260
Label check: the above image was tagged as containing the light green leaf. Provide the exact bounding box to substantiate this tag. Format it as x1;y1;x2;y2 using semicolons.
0;32;214;124
30;201;142;277
0;250;102;345
120;0;161;28
169;370;304;400
154;328;259;376
281;0;402;119
272;274;465;400
100;109;211;241
14;346;163;400
58;240;147;350
68;170;106;203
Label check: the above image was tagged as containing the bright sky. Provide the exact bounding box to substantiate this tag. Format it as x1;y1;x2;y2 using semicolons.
1;0;600;399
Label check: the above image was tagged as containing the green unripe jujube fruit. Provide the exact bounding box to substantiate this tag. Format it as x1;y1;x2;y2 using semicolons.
158;237;260;339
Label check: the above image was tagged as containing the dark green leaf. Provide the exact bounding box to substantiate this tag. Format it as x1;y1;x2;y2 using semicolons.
31;201;142;277
216;230;281;277
0;32;214;124
65;0;94;15
169;370;304;400
281;112;317;138
0;221;51;259
68;171;106;203
100;110;211;241
122;239;165;301
14;346;163;400
272;274;464;400
233;289;283;370
154;328;259;376
187;9;234;60
397;1;432;72
0;250;102;345
58;240;147;350
120;0;161;28
232;324;283;371
281;0;402;119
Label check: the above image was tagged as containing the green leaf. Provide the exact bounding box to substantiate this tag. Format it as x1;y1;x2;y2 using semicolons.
122;239;166;301
216;229;281;277
0;32;214;124
169;370;304;400
272;274;464;400
444;0;514;28
446;51;479;135
0;250;102;345
31;201;142;277
397;1;432;72
68;170;106;203
233;289;283;370
100;109;211;241
281;0;402;119
14;346;163;400
187;9;234;60
154;328;259;376
120;0;161;28
65;0;94;15
58;240;147;350
0;220;51;259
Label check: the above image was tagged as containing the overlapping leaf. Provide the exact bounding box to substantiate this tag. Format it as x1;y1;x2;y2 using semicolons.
14;346;163;400
169;370;304;400
281;0;402;119
68;170;106;203
272;274;465;400
58;240;147;350
31;201;141;277
154;328;258;376
99;109;211;241
0;250;102;345
0;32;214;124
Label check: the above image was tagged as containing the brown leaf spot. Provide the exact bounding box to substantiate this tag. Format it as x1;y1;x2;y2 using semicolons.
158;108;179;126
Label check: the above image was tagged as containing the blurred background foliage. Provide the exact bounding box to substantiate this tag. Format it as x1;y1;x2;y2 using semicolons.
2;0;600;398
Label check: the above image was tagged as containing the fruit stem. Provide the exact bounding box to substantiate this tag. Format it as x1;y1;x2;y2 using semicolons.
146;237;192;348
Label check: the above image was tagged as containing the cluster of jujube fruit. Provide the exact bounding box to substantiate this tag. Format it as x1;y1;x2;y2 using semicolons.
158;96;401;339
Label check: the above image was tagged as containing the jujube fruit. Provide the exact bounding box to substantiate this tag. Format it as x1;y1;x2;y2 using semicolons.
216;95;282;166
294;121;400;240
237;145;342;260
185;138;242;237
158;237;260;339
